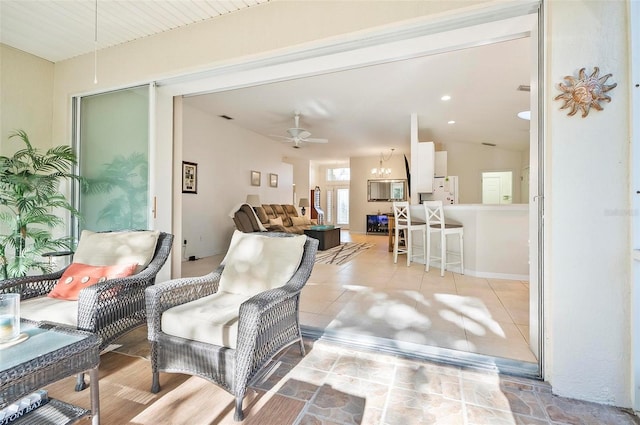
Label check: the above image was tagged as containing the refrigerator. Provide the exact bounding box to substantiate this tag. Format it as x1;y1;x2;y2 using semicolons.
419;176;459;204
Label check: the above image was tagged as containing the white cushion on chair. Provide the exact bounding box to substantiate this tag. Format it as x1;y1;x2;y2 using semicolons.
161;231;306;349
21;297;78;326
73;230;160;273
161;291;251;349
219;230;306;296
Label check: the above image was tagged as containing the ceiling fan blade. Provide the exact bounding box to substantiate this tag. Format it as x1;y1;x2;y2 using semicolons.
298;130;311;139
269;134;293;141
304;137;329;144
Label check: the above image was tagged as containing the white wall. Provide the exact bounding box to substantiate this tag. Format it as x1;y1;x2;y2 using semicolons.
0;45;53;153
182;102;293;259
444;141;525;204
546;0;631;406
284;156;311;216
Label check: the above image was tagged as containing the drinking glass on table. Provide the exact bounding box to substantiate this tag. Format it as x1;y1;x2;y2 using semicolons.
0;293;20;343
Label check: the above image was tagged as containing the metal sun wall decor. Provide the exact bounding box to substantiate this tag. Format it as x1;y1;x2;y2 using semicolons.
555;67;617;118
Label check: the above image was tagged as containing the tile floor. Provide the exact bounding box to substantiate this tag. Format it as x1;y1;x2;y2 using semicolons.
183;230;536;365
253;338;639;425
178;231;640;424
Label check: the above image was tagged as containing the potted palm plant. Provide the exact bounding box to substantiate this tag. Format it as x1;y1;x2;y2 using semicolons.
0;130;81;279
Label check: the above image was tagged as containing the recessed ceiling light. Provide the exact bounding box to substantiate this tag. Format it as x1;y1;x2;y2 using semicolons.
441;95;451;101
447;120;455;124
517;111;531;120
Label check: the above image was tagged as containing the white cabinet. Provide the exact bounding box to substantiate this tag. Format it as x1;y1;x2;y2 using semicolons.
435;151;447;177
413;141;435;193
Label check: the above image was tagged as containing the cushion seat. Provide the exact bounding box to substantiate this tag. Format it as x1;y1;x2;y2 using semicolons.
21;297;78;327
161;291;251;349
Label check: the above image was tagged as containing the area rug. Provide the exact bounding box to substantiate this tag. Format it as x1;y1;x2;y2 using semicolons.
314;242;374;265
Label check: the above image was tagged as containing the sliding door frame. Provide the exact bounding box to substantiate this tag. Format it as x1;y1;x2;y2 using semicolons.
155;1;544;377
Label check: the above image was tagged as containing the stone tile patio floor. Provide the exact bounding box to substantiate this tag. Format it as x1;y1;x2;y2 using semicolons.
252;338;640;425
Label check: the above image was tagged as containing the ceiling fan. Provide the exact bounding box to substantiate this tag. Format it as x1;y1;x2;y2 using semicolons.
271;113;328;148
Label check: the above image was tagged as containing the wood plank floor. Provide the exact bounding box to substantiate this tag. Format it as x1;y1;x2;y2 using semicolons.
45;351;305;425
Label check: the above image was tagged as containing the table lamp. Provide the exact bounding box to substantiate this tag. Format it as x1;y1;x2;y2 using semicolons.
298;198;309;216
246;194;261;208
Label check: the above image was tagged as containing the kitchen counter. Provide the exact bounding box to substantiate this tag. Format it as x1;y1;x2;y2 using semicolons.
408;204;529;279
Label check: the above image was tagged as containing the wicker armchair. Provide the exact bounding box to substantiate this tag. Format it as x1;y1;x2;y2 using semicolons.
146;232;318;421
0;231;174;390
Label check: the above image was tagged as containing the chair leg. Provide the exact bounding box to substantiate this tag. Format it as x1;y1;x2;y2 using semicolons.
422;228;427;268
393;228;400;263
459;233;465;275
298;337;306;356
151;372;161;393
406;228;412;267
234;396;245;422
426;231;431;272
75;372;86;391
440;233;446;277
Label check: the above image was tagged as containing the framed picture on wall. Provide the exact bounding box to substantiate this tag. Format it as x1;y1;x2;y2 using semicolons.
269;173;278;188
182;161;198;194
251;170;261;186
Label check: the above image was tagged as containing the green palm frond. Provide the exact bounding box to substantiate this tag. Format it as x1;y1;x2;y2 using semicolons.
0;130;81;278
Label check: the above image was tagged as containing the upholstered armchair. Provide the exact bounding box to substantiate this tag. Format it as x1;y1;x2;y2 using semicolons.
145;231;318;421
0;230;174;390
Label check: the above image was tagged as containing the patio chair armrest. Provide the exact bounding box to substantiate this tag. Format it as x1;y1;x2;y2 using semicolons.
233;286;303;396
0;269;66;299
145;266;223;340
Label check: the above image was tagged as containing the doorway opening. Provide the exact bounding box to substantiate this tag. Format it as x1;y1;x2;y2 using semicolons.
165;4;543;379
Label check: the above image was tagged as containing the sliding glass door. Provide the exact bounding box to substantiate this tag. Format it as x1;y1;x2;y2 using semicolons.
73;85;152;235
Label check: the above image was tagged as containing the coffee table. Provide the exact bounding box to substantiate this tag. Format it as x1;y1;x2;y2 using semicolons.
304;227;341;250
0;319;101;425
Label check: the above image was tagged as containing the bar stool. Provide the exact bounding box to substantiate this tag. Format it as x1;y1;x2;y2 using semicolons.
423;200;464;276
392;201;426;267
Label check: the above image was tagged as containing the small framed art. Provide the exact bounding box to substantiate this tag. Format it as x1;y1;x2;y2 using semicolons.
251;170;261;186
269;173;278;188
182;161;198;194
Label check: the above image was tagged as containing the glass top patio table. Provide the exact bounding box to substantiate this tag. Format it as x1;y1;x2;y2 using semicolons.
0;319;101;424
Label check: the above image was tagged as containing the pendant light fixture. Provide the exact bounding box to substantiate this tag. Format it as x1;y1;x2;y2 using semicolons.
371;148;394;178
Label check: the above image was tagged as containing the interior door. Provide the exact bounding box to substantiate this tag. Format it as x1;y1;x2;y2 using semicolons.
482;176;502;204
335;186;350;227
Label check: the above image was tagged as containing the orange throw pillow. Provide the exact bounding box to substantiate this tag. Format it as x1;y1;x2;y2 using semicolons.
48;262;138;301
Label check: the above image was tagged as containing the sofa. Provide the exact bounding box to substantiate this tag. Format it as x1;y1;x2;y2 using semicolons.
233;203;315;234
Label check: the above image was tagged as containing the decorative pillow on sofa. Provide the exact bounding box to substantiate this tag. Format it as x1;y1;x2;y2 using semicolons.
48;262;138;301
73;230;160;273
290;216;311;226
219;230;306;296
268;217;283;227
